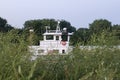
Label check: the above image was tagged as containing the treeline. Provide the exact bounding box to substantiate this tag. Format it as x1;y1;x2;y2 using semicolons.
71;19;120;45
0;17;120;45
0;17;14;32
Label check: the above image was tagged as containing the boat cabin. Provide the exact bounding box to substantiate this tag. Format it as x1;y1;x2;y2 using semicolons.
29;21;73;55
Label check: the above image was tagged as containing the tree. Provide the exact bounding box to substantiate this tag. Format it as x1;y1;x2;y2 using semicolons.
5;24;14;32
60;20;76;32
112;24;120;40
112;24;120;31
71;28;90;45
0;17;7;32
24;19;76;34
23;19;57;45
89;19;112;34
0;17;14;32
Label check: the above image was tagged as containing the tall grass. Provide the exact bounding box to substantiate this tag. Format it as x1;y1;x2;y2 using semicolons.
0;31;120;80
0;32;31;80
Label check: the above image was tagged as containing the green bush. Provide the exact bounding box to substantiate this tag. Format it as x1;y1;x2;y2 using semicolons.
0;31;120;80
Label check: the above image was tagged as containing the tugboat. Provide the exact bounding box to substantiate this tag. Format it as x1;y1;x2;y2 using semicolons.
29;21;73;56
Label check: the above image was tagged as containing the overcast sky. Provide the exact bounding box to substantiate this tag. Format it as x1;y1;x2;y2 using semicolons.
0;0;120;28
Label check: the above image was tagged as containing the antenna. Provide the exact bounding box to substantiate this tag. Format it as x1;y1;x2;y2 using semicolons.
45;26;50;33
56;20;60;33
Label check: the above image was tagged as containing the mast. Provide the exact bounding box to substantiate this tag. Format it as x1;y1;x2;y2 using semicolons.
56;20;61;33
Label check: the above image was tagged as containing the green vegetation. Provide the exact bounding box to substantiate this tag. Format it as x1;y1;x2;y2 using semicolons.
0;31;120;80
0;17;120;80
71;19;120;45
0;17;14;32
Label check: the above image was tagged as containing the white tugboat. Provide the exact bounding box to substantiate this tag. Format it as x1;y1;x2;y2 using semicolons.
29;21;73;57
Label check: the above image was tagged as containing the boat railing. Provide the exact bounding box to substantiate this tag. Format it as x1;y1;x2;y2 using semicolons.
46;30;61;33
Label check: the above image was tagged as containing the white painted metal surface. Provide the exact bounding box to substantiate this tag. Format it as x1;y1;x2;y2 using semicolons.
29;21;73;56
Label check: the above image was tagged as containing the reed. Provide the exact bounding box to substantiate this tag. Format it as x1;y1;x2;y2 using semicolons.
0;31;120;80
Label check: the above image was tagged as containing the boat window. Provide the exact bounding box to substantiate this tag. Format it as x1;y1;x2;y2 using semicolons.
46;35;53;40
62;50;65;54
56;36;59;40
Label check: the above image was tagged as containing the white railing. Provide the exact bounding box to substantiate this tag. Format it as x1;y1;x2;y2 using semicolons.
40;41;69;48
46;30;61;33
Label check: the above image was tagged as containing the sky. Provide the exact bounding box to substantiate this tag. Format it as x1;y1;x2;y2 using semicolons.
0;0;120;29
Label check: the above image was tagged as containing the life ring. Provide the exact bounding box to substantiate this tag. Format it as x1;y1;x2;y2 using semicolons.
61;41;66;46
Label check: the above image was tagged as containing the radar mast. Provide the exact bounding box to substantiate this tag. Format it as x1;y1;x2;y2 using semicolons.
56;20;60;33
